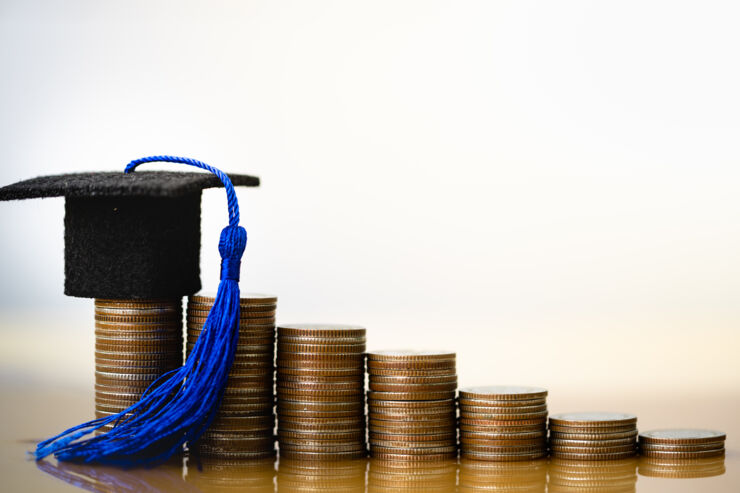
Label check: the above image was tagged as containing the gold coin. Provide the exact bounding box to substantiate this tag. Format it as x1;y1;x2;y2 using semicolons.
640;442;724;453
458;386;548;401
369;432;457;443
460;417;547;427
551;429;638;441
550;443;636;453
368;419;456;431
371;374;457;384
277;367;364;377
368;368;457;377
367;360;456;371
277;374;363;384
278;324;366;338
277;380;363;391
459;422;546;433
458;397;546;408
189;293;278;305
370;439;457;450
460;436;546;447
460;450;547;461
367;391;456;402
460;410;548;421
370;445;457;455
550;450;637;460
277;335;367;345
550;437;636;448
367;398;455;408
549;424;637;434
277;343;366;354
549;412;637;428
369;382;457;393
638;429;726;445
460;404;547;415
367;350;456;361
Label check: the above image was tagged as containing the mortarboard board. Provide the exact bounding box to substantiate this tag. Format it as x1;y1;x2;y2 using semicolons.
0;156;256;466
0;170;259;299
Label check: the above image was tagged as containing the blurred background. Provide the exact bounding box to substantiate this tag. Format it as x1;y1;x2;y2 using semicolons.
1;0;738;403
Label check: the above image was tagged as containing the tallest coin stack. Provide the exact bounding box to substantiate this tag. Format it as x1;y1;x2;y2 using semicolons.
94;299;183;430
276;324;367;460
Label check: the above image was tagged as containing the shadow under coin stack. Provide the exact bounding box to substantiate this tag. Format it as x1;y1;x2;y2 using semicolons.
459;458;547;493
638;429;725;461
368;458;457;492
187;294;278;459
549;412;638;460
278;458;367;493
94;299;183;431
276;324;367;460
549;458;638;493
458;386;549;461
367;351;458;461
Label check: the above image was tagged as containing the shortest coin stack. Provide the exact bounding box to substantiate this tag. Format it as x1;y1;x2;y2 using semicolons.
549;412;638;460
458;386;549;462
638;429;726;459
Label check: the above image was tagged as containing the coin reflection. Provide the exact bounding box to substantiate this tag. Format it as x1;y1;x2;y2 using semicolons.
459;457;547;492
368;458;456;492
186;455;275;492
277;458;366;493
36;456;192;492
638;455;726;479
548;458;638;493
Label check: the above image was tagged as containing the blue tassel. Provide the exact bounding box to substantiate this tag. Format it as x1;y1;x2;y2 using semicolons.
35;156;247;466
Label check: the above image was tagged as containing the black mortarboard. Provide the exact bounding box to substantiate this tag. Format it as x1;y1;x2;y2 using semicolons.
0;171;259;299
3;156;257;466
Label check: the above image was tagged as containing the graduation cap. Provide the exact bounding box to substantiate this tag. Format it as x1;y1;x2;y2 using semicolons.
0;156;256;466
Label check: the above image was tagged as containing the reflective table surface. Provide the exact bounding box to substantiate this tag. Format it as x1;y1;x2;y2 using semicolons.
1;385;737;492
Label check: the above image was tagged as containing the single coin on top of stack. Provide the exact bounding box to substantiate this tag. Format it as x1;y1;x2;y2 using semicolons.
549;412;638;460
458;385;549;462
94;299;183;431
276;324;367;461
367;350;458;461
187;293;277;459
638;429;725;460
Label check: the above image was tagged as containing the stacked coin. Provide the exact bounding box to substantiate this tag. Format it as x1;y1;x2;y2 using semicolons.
367;351;458;461
276;323;366;460
368;458;457;492
187;294;277;459
278;458;367;493
94;298;183;430
459;458;547;493
549;412;638;460
458;386;548;461
549;458;638;492
639;455;726;479
638;429;725;460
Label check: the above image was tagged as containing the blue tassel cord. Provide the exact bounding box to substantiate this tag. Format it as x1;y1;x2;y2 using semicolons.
35;156;246;466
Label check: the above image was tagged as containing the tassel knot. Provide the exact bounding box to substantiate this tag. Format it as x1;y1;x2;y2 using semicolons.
220;258;241;281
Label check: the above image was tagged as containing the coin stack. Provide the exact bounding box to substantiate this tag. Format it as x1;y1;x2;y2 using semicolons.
549;412;638;460
549;458;638;492
94;298;183;430
459;458;547;493
276;323;367;460
458;386;548;461
638;429;725;460
187;294;277;459
367;350;458;461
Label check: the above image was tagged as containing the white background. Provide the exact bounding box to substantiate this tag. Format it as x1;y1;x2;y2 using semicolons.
0;1;738;397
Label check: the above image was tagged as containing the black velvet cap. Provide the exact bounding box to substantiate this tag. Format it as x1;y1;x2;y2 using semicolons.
0;171;259;299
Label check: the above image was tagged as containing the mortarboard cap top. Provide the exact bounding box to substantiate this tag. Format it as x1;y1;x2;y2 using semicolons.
0;170;259;299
